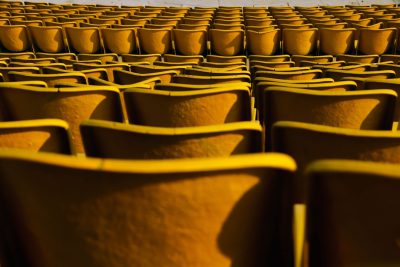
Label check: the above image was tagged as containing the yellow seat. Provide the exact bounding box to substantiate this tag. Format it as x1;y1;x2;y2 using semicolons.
357;28;397;55
154;82;251;91
0;25;33;55
0;118;72;153
65;26;103;54
172;74;250;85
0;66;40;82
0;150;295;267
336;54;379;64
163;54;204;64
123;87;252;126
137;28;172;55
131;64;189;75
306;159;400;267
8;71;88;86
114;69;178;84
0;84;124;153
325;69;396;81
172;29;207;56
282;28;317;55
255;69;323;80
176;23;209;31
81;120;262;159
273;120;400;200
319;28;356;56
73;62;129;82
28;26;73;59
100;28;138;55
209;29;244;56
263;87;397;148
246;29;280;55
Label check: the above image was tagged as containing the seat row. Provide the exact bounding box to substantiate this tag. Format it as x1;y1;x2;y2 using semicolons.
3;25;400;59
1;120;400;267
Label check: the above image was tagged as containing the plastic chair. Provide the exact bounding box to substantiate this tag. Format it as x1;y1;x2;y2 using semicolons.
172;29;207;56
0;150;296;267
282;28;318;55
0;84;124;153
263;87;397;149
306;159;400;267
100;28;138;55
209;29;245;56
246;29;280;56
123;87;252;126
319;28;356;56
137;28;172;55
81;120;262;159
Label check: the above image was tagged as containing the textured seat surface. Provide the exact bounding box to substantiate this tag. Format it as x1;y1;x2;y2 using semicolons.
0;151;296;267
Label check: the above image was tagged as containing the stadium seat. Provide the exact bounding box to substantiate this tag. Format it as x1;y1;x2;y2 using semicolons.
0;151;296;267
81;120;262;159
123;87;252;126
0;84;124;153
306;159;400;267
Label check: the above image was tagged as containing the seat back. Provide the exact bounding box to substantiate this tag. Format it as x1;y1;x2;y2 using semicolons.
100;28;137;54
273;121;400;202
209;29;245;56
0;151;296;267
0;25;32;52
358;28;397;55
28;25;68;53
0;119;72;154
137;28;172;55
319;28;356;56
263;87;397;148
65;27;103;54
123;87;252;126
306;159;400;267
172;29;207;55
282;28;317;55
8;72;88;87
0;84;124;153
81;120;262;159
246;29;280;55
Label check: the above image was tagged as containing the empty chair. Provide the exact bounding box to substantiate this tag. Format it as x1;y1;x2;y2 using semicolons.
154;82;251;91
255;69;322;80
123;88;252;127
8;72;88;87
209;29;244;56
273;120;400;201
115;69;177;84
172;74;250;85
74;63;129;82
357;28;397;55
28;25;73;58
100;28;138;55
172;29;207;56
0;84;124;153
0;25;33;54
0;66;40;82
137;28;172;55
0;119;72;154
319;28;356;56
81;120;262;159
282;28;317;55
336;54;380;64
306;159;400;267
325;69;396;81
246;29;280;55
263;87;396;148
65;27;104;54
0;151;295;267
